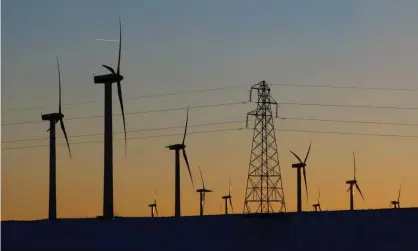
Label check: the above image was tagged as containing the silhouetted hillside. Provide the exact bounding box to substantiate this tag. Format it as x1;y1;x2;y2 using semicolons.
3;208;418;250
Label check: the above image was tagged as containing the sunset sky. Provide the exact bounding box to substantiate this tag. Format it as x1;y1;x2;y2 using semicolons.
2;0;418;220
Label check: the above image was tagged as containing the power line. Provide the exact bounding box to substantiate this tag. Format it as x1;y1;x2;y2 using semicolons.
4;85;248;112
278;116;418;126
1;101;247;126
276;128;418;138
279;102;418;110
270;83;418;92
5;83;417;112
4;115;418;144
1;128;244;151
2;120;245;143
2;127;417;151
4;101;418;127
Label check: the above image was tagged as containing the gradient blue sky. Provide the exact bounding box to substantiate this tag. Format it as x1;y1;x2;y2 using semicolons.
2;0;418;220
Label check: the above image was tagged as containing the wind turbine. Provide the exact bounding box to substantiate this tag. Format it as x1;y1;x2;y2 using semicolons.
222;177;233;215
346;152;365;211
390;185;401;209
196;166;213;216
312;185;321;212
93;17;127;219
149;189;158;217
289;141;311;212
41;57;71;220
167;106;194;218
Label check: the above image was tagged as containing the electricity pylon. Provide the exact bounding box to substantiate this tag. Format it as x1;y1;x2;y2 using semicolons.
243;80;286;214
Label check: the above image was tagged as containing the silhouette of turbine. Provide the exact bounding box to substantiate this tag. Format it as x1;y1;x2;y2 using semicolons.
346;152;364;211
93;17;127;219
222;177;233;215
289;141;311;212
149;189;158;217
390;185;401;209
41;57;71;220
167;106;194;218
196;166;213;216
312;185;321;212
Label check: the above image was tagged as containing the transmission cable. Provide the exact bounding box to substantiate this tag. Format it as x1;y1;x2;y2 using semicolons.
2;101;247;126
1;128;244;151
3;127;418;151
2;120;245;143
4;101;418;127
4;116;418;144
4;82;417;112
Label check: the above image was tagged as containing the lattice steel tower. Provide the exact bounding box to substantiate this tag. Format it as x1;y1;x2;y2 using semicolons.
243;80;286;214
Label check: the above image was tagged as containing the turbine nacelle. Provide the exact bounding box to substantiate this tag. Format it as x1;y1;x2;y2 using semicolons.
94;73;124;84
167;144;186;150
292;163;306;168
42;112;64;121
222;195;231;199
346;179;357;185
197;188;213;193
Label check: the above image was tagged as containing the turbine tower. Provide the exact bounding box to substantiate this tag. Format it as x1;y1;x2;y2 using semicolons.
167;106;194;218
243;80;286;214
196;166;213;216
289;141;311;212
312;185;321;212
93;17;127;219
390;185;401;209
149;189;158;217
41;57;71;220
222;177;233;215
346;152;364;211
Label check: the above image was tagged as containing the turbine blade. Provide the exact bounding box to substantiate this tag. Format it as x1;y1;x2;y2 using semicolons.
398;185;401;202
346;186;351;192
302;166;308;202
229;197;234;213
303;141;312;164
182;106;189;145
102;64;116;74
355;183;365;201
56;57;61;113
289;150;303;163
155;206;158;216
154;188;157;204
182;149;194;188
59;119;72;158
198;166;205;189
117;82;127;154
228;177;232;196
117;16;122;75
317;185;320;204
353;152;356;180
